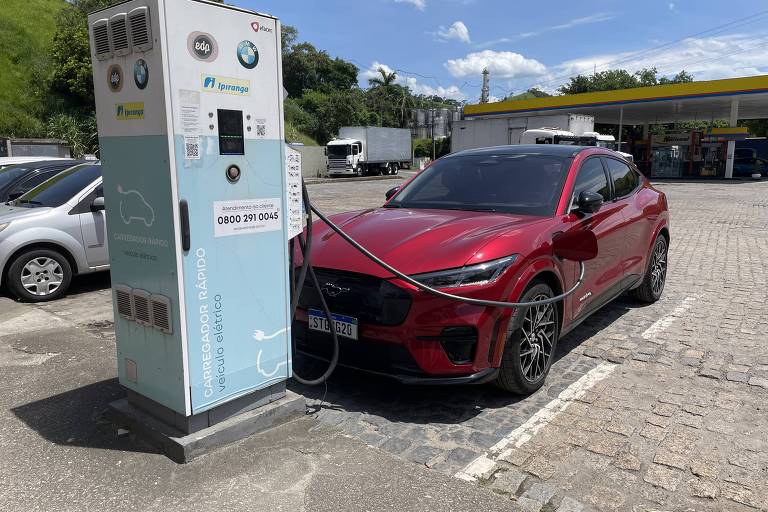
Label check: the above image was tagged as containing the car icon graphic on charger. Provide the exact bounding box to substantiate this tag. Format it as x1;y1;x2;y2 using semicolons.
117;185;155;227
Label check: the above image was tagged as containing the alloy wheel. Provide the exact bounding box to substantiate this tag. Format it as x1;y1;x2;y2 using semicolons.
21;257;64;296
519;294;556;382
650;238;668;296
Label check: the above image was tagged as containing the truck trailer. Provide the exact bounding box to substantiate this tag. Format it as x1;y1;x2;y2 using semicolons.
327;126;411;177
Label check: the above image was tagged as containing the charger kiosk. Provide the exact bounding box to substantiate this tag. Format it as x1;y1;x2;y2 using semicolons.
89;0;302;460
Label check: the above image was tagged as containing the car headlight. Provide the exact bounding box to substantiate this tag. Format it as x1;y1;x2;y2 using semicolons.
0;222;9;234
411;255;517;289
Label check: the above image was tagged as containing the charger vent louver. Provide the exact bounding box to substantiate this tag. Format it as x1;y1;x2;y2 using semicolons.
109;13;131;56
128;6;152;52
132;289;152;327
115;285;134;320
92;19;112;60
150;294;172;334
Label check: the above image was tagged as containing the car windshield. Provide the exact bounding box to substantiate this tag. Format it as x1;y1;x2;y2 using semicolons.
0;164;35;190
12;164;100;208
387;153;571;216
328;145;350;158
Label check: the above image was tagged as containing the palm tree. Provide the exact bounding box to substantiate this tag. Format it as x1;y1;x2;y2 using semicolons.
368;67;397;88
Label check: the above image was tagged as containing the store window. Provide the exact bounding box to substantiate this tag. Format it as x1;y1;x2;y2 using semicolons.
572;158;610;208
605;158;639;198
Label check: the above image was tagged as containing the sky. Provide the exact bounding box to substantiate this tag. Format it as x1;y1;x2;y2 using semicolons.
239;0;768;103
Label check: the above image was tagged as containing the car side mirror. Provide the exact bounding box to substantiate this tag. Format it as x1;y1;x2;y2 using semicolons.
553;229;598;262
91;196;105;212
385;186;400;200
576;190;603;214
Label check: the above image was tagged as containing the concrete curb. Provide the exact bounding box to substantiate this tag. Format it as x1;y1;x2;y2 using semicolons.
304;174;407;185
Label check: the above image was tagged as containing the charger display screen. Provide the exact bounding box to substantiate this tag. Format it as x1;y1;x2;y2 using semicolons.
217;109;244;155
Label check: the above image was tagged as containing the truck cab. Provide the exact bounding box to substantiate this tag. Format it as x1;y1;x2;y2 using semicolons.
327;138;363;176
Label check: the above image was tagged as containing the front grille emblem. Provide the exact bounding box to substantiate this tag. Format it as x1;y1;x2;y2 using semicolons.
321;282;350;297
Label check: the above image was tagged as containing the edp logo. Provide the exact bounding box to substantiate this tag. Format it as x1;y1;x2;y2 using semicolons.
194;36;213;58
188;32;219;62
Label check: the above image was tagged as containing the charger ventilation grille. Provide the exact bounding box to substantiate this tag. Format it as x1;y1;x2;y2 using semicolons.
132;290;152;327
92;19;111;60
109;14;131;56
115;285;134;320
150;295;172;334
128;7;152;52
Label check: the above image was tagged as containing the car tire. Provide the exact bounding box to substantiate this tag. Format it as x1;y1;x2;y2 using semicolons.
355;165;364;177
392;163;399;175
6;248;73;303
496;281;559;394
629;234;668;303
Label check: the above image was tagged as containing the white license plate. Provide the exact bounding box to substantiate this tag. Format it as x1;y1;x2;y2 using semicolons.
308;309;358;340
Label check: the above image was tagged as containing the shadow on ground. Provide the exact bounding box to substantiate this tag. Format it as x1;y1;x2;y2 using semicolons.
11;378;156;454
290;297;635;425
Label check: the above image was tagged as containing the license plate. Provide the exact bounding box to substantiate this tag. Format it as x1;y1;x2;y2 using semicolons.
308;309;358;340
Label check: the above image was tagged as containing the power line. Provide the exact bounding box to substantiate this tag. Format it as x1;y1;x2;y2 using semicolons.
510;9;768;94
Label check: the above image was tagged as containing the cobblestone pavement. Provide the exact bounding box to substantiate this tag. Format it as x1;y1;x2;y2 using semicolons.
298;178;768;512
2;177;767;512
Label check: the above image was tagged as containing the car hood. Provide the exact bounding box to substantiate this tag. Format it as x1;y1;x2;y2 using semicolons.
306;207;549;277
0;204;54;223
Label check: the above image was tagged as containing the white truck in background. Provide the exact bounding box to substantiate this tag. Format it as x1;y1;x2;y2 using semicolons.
327;126;411;177
520;128;634;162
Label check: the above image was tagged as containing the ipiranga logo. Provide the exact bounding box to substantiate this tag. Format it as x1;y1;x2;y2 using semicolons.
201;74;250;96
115;102;145;120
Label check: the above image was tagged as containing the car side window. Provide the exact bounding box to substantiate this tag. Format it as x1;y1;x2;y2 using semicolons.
9;171;56;197
605;158;639;198
572;158;610;208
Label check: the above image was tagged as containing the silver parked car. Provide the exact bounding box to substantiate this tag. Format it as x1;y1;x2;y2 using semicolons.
0;163;107;302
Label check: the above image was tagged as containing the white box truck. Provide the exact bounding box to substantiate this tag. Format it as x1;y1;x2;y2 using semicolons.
327;126;411;176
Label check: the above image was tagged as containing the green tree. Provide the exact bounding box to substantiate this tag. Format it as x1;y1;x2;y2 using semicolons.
282;42;358;98
297;89;371;143
367;67;397;88
559;67;693;95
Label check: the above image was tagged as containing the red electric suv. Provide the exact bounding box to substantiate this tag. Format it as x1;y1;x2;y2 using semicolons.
294;145;669;394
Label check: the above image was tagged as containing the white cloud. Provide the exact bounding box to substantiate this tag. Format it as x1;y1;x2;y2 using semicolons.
668;3;676;11
475;13;614;48
436;21;471;43
551;33;768;84
360;61;467;101
444;50;547;79
394;0;425;10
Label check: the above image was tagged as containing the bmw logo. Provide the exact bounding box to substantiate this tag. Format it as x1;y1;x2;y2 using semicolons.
237;40;259;69
133;59;149;90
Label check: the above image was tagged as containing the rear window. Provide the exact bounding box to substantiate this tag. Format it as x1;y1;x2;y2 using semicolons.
13;164;101;208
387;153;570;217
605;158;639;198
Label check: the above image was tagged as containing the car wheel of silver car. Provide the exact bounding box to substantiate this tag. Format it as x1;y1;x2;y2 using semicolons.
496;281;559;395
6;248;73;303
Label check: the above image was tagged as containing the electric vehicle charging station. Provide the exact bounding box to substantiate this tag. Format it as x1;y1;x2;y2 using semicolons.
89;0;302;447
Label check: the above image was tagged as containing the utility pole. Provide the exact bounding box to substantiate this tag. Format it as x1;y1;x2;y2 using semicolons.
430;107;436;160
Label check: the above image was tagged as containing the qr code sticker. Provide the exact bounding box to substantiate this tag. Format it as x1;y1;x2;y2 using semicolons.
256;119;266;138
184;137;200;160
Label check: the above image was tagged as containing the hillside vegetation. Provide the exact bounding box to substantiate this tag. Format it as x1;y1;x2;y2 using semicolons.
0;0;66;137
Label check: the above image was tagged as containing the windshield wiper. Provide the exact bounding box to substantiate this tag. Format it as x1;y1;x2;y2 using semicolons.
383;203;402;208
16;199;43;206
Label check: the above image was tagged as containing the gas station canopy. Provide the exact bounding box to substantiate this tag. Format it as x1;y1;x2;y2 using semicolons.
464;75;768;125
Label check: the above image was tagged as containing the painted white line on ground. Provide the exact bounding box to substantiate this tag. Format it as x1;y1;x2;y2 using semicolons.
455;361;617;482
641;296;698;343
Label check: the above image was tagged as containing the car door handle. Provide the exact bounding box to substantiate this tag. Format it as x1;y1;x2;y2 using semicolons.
180;200;190;252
